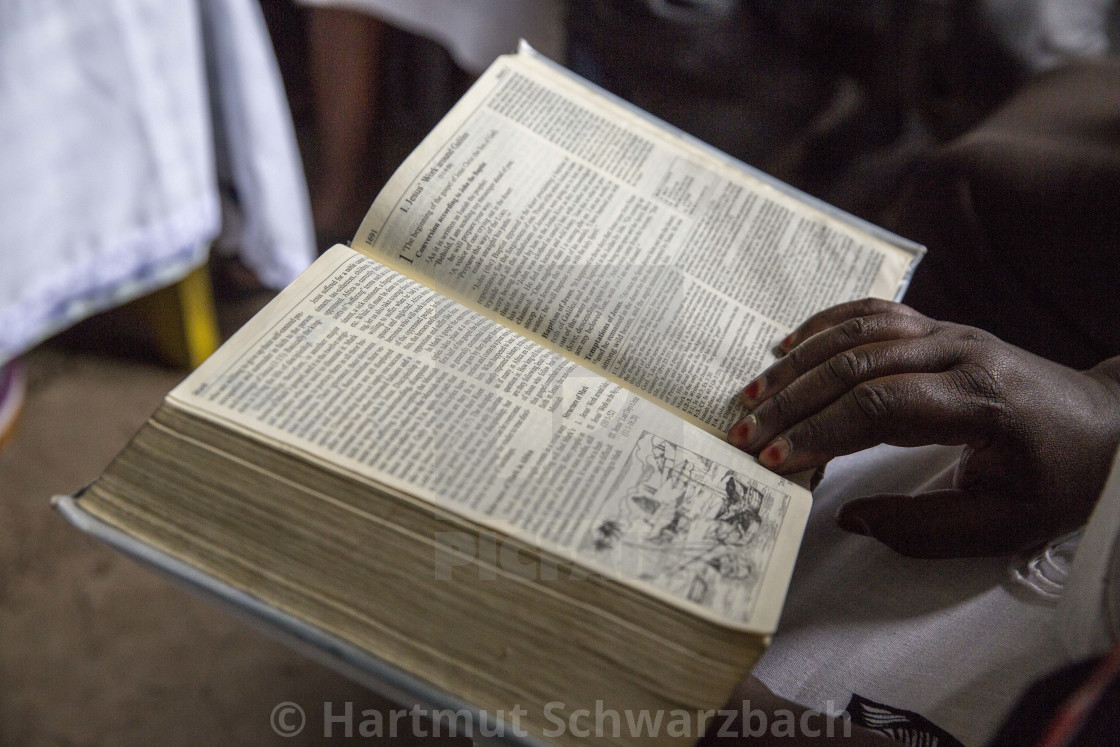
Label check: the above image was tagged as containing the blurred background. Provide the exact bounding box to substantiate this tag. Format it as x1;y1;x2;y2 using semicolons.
1;1;1117;743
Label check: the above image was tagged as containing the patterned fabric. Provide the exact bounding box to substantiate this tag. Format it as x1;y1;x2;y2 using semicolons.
846;694;964;747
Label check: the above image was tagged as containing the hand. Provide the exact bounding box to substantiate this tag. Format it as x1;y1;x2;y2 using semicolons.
728;299;1120;557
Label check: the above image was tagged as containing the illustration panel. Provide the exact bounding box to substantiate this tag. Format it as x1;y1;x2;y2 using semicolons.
578;431;790;619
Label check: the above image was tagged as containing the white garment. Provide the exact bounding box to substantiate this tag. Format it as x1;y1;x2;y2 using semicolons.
754;443;1120;745
295;0;566;74
982;0;1117;70
198;0;317;289
0;0;314;367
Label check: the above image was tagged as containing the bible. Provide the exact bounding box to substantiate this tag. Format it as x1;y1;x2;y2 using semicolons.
58;45;923;745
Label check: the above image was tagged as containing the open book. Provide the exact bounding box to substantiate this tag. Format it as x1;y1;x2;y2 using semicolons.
59;46;922;745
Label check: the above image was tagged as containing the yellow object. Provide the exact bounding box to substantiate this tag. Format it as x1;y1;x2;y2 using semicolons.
135;264;222;369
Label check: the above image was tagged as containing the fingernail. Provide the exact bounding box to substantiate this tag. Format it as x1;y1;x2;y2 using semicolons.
728;415;758;449
759;437;790;469
837;510;872;537
779;334;795;352
741;376;764;405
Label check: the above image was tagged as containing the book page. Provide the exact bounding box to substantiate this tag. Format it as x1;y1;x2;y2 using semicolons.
169;246;809;633
353;50;921;436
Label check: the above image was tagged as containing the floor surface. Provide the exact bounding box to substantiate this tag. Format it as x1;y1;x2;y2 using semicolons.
0;298;459;745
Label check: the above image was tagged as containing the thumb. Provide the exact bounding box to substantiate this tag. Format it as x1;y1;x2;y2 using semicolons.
836;489;1043;558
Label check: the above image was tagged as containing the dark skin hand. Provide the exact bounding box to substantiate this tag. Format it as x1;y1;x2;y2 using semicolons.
728;299;1120;558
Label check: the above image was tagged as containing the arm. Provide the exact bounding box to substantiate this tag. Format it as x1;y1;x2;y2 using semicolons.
728;299;1120;557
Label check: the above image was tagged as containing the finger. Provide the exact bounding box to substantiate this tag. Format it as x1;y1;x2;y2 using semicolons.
776;299;924;354
836;489;1051;558
809;465;826;491
750;371;996;473
731;336;960;451
742;311;936;408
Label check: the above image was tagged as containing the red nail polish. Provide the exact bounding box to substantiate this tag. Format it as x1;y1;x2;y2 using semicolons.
759;438;790;469
728;415;756;449
779;334;795;350
742;377;763;402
